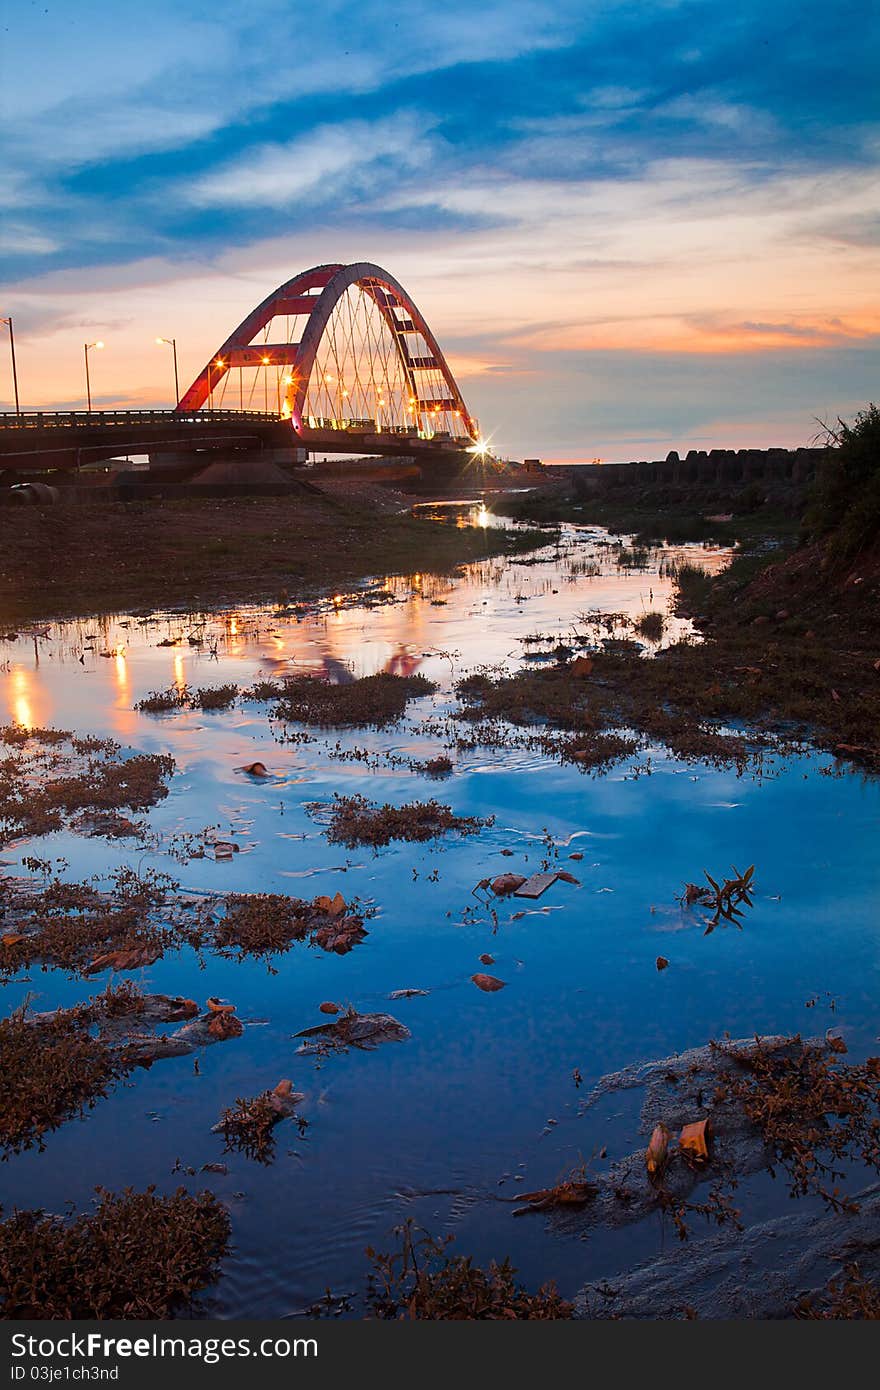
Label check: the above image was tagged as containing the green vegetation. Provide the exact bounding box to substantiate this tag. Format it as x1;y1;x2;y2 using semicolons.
804;405;880;567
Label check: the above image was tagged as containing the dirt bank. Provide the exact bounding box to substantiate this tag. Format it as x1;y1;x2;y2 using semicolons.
0;478;548;626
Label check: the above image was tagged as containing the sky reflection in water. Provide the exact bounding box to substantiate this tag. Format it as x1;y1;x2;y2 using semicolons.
1;514;878;1317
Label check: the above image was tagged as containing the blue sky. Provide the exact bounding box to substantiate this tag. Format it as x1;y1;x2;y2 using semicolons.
1;0;878;457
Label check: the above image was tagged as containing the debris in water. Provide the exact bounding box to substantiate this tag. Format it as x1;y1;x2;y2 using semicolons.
295;1007;410;1054
656;955;669;971
471;973;506;993
514;872;559;899
212;1080;305;1164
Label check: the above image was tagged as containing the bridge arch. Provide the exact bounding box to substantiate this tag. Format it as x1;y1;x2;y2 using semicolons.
177;262;478;446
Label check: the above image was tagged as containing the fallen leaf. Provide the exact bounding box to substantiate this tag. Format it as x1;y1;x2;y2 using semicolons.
237;761;269;776
826;1032;848;1054
569;852;584;861
85;944;162;974
479;953;495;965
319;1001;340;1015
656;955;669;971
471;973;506;992
1;933;25;947
555;870;580;885
646;1122;670;1178
679;1118;710;1163
314;891;346;917
206;998;236;1014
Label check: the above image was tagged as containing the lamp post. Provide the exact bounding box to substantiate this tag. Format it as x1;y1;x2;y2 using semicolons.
0;317;20;413
84;340;104;412
208;358;224;411
155;336;179;406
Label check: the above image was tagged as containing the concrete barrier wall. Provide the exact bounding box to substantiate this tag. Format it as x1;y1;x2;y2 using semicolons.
572;446;828;492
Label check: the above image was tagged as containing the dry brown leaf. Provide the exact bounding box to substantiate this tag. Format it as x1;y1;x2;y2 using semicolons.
555;870;580;885
656;955;669;971
679;1118;710;1163
471;973;506;992
646;1122;670;1177
479;953;495;965
237;761;269;776
314;891;346;917
1;933;25;947
319;1001;340;1015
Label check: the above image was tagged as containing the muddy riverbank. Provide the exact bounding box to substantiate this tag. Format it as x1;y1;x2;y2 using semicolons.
0;478;548;627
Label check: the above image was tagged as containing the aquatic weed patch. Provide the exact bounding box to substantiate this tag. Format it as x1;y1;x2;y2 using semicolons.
0;867;185;978
0;724;174;844
713;1036;880;1210
272;672;438;729
213;1080;305;1164
366;1221;573;1320
0;1186;230;1319
0;993;138;1156
135;684;239;714
324;792;492;847
216;891;368;960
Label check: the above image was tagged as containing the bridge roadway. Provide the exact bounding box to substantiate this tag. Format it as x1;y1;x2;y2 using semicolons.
0;409;473;473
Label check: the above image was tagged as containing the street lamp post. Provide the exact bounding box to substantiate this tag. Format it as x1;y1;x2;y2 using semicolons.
155;336;180;406
1;317;20;413
84;340;104;413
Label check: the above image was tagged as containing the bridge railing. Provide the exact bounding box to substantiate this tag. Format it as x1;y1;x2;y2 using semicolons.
0;409;284;429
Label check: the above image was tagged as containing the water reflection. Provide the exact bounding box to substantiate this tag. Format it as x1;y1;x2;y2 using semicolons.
2;513;876;1318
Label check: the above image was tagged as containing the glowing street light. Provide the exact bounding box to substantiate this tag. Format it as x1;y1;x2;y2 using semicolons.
0;316;20;413
155;336;179;406
83;340;104;413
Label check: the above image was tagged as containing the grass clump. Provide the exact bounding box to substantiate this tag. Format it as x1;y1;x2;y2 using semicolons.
0;995;137;1157
634;611;665;641
0;867;180;978
0;725;174;844
135;685;239;714
273;672;437;728
366;1221;573;1319
713;1036;880;1211
0;1187;230;1318
325;793;492;847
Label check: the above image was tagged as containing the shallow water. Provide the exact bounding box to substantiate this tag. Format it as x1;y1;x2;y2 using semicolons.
2;509;878;1317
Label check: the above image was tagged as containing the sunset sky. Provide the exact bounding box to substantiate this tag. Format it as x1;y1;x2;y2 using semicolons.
1;0;878;460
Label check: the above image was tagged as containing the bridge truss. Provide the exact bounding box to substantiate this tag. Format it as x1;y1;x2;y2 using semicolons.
177;262;479;450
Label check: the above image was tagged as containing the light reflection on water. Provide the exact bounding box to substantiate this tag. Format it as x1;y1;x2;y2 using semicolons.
1;511;878;1317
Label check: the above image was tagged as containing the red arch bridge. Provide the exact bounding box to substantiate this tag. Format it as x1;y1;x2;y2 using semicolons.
0;262;484;477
